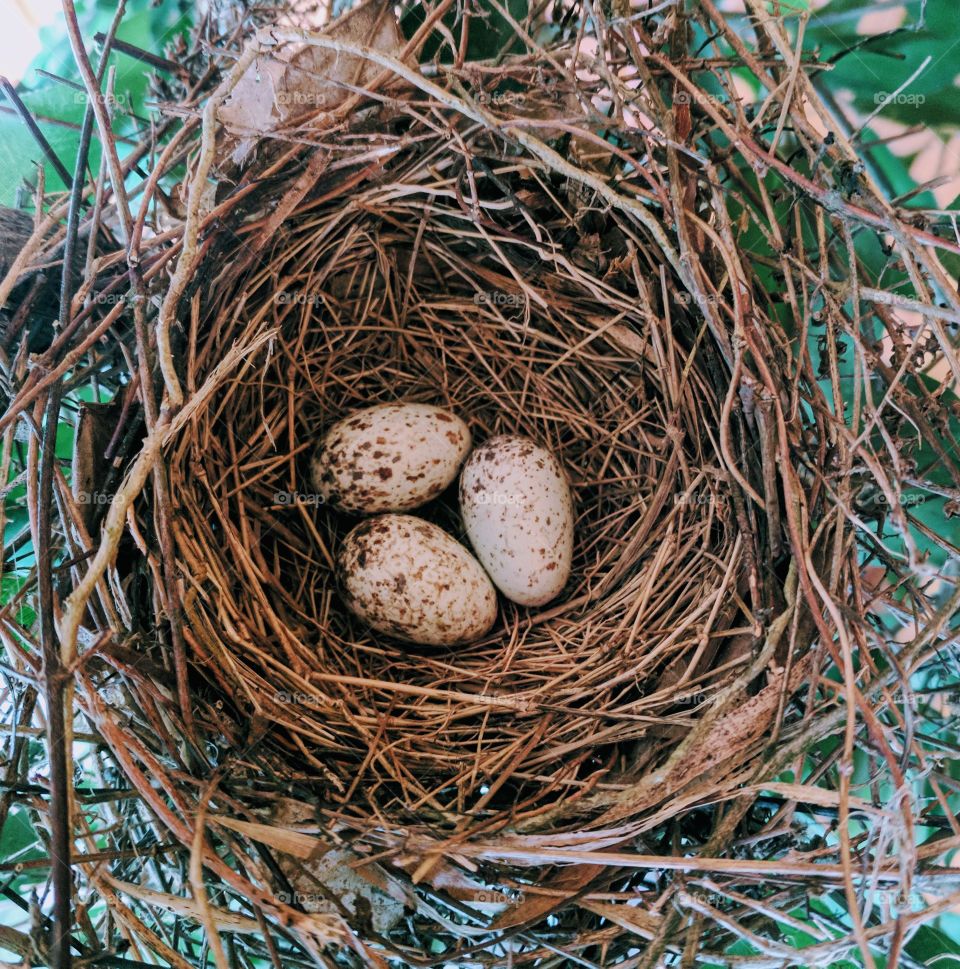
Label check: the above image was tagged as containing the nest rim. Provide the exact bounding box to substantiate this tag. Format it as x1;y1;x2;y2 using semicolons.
146;119;784;841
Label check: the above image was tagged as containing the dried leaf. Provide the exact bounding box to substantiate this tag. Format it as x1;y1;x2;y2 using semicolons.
218;0;404;157
72;397;124;533
213;810;407;934
103;875;263;934
744;781;881;815
489;863;604;930
596;650;817;827
578;899;661;938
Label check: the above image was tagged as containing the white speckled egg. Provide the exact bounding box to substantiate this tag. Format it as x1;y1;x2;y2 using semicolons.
338;515;498;646
459;435;573;607
311;403;471;514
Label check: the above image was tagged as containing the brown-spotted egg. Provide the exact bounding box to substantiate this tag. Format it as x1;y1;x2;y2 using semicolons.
337;514;498;646
459;435;573;607
311;402;470;514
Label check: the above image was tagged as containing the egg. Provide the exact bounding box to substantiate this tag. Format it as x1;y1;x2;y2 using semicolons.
337;514;498;646
311;402;471;514
459;435;574;607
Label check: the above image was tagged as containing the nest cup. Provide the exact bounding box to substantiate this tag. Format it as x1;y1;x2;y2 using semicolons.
162;115;749;833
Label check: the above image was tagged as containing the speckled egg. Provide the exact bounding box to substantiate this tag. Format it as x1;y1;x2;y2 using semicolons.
337;515;498;646
311;403;471;514
459;435;574;607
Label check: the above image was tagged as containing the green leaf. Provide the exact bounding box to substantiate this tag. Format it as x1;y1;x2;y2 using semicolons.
0;0;191;206
0;809;37;861
808;0;960;130
905;922;960;967
400;0;529;63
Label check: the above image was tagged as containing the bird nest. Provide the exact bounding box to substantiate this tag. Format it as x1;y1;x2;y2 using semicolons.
5;0;960;965
168;114;756;822
121;62;811;955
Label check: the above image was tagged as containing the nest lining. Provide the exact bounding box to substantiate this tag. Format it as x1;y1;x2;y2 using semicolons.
163;130;748;827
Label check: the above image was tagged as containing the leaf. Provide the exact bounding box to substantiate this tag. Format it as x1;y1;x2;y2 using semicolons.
0;808;39;861
584;617;815;828
218;0;404;156
489;863;604;930
212;809;408;935
212;813;324;859
807;0;960;130
0;4;191;206
102;875;266;934
400;0;529;63
746;781;880;815
578;898;661;939
905;922;960;968
72;396;123;533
